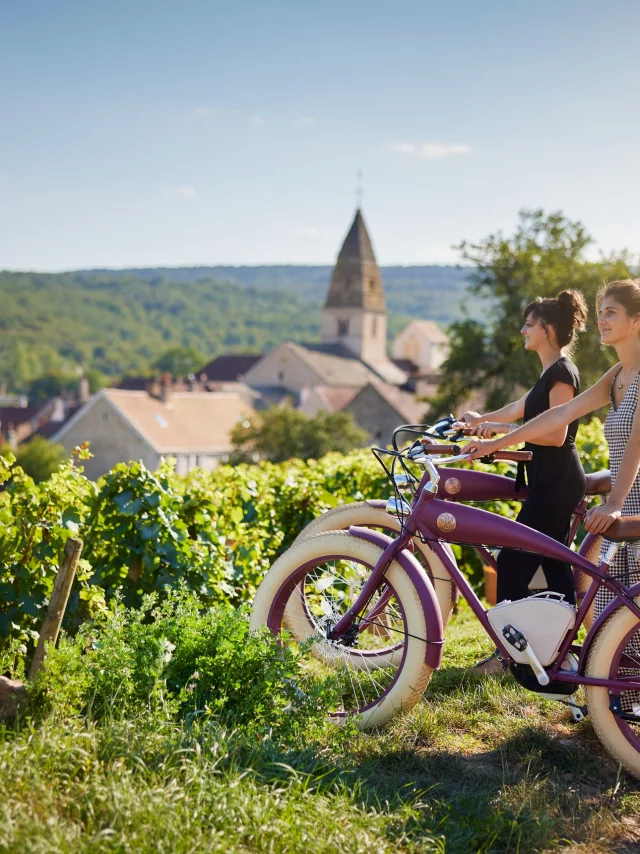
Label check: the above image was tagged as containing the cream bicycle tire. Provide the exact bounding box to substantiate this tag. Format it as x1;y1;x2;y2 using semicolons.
250;530;433;729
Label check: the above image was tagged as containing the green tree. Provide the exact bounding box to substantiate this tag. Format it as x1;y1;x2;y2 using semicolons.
27;372;78;404
428;209;632;415
14;436;66;483
152;347;205;378
231;408;368;463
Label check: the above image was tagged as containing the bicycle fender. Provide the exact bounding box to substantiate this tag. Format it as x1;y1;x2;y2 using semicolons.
579;581;640;671
348;525;444;669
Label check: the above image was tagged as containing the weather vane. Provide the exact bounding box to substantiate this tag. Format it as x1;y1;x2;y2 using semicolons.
356;169;363;209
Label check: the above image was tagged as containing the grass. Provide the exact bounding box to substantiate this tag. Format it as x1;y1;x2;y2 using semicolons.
1;602;639;853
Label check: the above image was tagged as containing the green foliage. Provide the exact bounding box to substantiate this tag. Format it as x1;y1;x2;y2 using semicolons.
31;587;332;741
429;209;633;415
232;407;369;463
26;371;79;403
152;346;205;377
13;435;66;483
0;419;607;652
0;604;636;853
0;267;473;392
0;447;104;646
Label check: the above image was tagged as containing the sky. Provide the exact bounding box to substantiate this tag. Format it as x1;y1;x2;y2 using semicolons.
1;0;639;270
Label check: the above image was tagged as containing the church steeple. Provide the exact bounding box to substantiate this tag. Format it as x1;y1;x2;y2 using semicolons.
324;209;386;312
322;209;388;367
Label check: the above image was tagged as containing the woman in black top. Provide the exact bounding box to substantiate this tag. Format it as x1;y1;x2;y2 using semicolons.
461;290;588;618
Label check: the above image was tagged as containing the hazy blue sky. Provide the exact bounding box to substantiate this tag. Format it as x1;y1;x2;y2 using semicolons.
1;0;638;270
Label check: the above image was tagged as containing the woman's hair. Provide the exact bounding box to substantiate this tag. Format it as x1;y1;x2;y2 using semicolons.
597;278;640;317
523;289;588;351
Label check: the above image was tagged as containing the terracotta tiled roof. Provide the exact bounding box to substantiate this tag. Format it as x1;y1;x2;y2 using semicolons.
287;342;382;387
311;386;361;412
198;354;263;382
56;389;253;454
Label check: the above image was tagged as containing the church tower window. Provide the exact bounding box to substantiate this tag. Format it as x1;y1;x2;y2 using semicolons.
338;318;349;337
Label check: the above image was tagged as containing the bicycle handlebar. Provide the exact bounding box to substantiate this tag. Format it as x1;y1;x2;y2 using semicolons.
491;450;532;462
419;441;462;456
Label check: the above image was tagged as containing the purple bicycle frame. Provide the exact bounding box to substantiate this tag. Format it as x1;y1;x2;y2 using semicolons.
330;483;640;693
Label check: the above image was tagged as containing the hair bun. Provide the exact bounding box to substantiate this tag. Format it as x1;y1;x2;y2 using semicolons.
557;289;588;331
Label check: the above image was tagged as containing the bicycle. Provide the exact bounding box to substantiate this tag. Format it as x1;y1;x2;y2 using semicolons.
250;445;640;778
284;420;610;641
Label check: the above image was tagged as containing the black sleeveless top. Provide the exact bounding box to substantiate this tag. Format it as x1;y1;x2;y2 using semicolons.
521;356;584;494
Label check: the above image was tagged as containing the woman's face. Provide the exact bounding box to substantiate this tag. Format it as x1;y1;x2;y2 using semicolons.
598;296;640;346
521;313;548;351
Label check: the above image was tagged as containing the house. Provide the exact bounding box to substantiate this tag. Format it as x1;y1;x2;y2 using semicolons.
345;383;428;443
51;386;253;480
391;320;449;373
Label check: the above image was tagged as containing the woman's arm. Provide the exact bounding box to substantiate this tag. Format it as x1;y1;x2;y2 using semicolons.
464;366;618;458
462;392;528;427
585;382;640;533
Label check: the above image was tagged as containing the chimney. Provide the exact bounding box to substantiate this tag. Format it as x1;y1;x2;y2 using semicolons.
79;375;90;404
147;376;162;400
7;423;17;453
50;398;66;422
160;372;172;404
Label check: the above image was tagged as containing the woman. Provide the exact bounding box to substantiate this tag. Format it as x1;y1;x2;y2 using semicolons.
461;290;588;621
464;280;640;688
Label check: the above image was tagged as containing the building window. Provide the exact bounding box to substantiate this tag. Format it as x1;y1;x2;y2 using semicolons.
278;370;285;383
338;319;349;337
372;316;378;336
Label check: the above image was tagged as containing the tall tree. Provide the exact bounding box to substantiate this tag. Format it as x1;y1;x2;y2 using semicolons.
231;407;368;463
428;210;632;416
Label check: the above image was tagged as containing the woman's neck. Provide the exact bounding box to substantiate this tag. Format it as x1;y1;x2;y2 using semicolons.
614;337;640;370
536;341;563;373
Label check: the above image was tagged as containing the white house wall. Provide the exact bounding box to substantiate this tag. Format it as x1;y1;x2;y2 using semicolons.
55;396;159;480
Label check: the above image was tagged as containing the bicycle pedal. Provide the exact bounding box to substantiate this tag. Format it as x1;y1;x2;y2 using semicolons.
559;698;588;723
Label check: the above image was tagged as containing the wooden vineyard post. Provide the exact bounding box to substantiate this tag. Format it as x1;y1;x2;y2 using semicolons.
28;537;83;680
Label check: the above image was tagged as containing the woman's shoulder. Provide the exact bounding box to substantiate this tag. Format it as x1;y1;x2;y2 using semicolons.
550;356;580;384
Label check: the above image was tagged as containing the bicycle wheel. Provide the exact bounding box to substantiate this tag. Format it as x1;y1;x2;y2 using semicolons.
250;530;433;728
585;597;640;778
287;501;455;640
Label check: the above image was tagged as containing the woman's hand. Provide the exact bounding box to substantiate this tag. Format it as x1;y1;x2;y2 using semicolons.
459;410;482;426
584;502;623;534
462;437;504;460
465;421;506;439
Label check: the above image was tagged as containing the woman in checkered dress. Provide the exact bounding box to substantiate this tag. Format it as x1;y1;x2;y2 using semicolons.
464;279;640;670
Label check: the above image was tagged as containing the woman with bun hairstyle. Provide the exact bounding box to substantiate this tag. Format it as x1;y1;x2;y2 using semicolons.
465;280;640;684
460;290;588;671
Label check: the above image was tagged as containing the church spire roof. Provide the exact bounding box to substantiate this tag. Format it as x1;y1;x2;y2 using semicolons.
324;209;386;312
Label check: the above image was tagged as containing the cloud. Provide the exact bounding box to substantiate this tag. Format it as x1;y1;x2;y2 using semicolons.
292;227;320;239
389;142;417;155
294;116;316;126
249;113;266;128
390;141;471;159
192;107;219;119
171;185;198;198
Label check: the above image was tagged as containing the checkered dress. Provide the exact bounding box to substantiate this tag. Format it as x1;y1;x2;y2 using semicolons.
597;372;640;709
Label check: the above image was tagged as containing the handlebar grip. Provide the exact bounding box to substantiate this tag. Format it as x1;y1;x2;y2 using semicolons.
493;450;533;462
420;442;461;456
